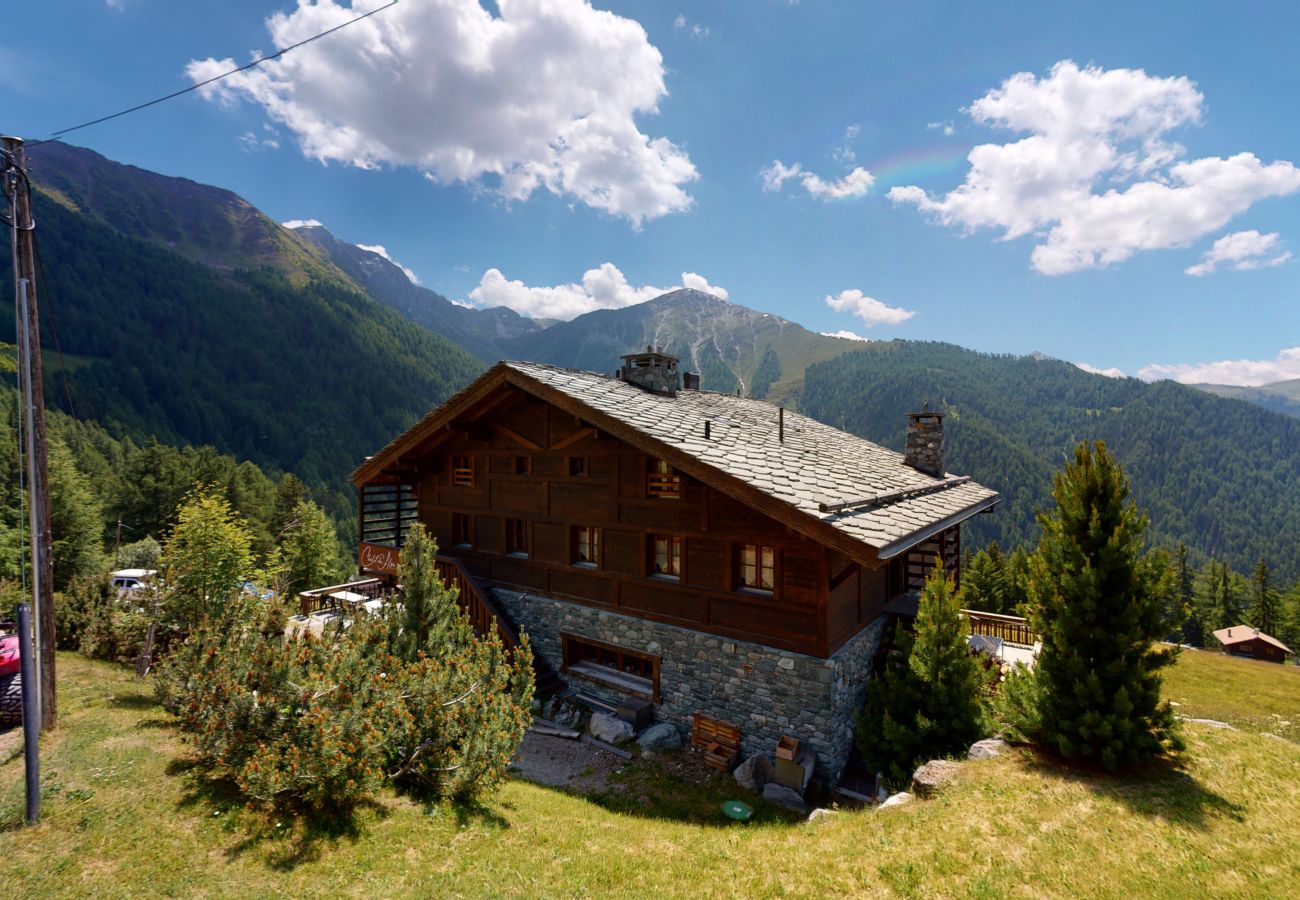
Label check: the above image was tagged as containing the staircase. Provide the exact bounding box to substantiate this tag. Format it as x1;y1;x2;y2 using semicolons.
434;555;565;696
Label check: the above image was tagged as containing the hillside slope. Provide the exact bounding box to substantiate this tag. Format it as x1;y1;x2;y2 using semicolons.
799;341;1300;580
2;155;483;512
291;222;541;362
1194;378;1300;418
502;288;861;400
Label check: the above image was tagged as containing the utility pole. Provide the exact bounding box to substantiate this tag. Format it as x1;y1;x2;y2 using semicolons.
4;136;56;731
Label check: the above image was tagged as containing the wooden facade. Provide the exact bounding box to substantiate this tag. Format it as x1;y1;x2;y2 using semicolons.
357;385;960;659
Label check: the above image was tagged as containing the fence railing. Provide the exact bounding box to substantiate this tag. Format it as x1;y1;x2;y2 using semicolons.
964;609;1037;647
298;577;389;616
434;555;521;652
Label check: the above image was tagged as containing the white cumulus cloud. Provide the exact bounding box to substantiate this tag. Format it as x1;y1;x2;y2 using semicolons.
1138;347;1300;386
762;160;874;200
1185;230;1292;276
1073;362;1127;378
824;289;915;328
889;61;1300;274
187;0;696;227
468;264;728;320
821;330;871;342
356;243;421;285
282;219;323;230
926;120;955;137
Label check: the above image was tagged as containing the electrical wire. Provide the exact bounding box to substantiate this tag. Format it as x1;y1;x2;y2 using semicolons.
29;0;399;147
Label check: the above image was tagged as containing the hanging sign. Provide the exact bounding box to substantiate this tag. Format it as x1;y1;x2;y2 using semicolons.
359;541;400;575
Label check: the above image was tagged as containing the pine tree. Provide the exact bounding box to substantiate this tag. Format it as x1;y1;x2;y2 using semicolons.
961;543;1008;614
1214;562;1244;630
277;499;342;598
856;563;985;785
387;523;464;661
1250;557;1280;636
1174;543;1204;647
1004;546;1032;615
1022;441;1182;771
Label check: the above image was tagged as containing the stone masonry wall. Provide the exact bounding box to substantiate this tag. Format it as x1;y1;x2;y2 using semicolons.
493;588;887;783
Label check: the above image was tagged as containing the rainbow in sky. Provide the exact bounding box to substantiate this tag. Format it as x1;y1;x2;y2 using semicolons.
864;142;972;191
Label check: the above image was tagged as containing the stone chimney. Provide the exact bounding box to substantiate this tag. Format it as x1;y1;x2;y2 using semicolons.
619;346;681;396
904;407;944;477
682;371;700;390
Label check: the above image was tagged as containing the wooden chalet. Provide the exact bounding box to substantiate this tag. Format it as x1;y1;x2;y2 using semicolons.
1213;625;1293;664
350;350;1000;780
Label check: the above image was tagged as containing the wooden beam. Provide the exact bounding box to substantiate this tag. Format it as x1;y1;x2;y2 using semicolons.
551;426;597;450
494;423;543;450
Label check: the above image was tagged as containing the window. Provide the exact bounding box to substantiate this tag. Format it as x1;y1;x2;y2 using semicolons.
451;513;471;547
568;456;588;477
513;455;532;475
451;455;474;488
562;634;660;701
646;458;682;499
573;526;600;567
737;543;776;592
505;518;528;557
650;534;682;579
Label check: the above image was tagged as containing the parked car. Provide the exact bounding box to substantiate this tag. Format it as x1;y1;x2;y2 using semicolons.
109;568;156;593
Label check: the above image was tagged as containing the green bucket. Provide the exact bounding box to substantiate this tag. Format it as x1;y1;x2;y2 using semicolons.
722;800;753;821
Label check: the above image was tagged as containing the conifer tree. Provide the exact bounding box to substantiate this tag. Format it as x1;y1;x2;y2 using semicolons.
961;543;1008;614
277;499;342;598
1004;546;1032;615
1174;543;1204;647
1021;441;1182;771
387;523;464;661
1214;562;1244;630
1250;557;1280;636
857;562;985;784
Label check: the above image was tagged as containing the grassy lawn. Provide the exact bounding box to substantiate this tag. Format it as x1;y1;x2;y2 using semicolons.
2;651;1298;898
1163;646;1300;742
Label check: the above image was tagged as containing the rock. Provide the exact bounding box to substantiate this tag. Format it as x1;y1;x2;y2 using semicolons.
552;703;583;730
763;782;806;814
968;738;1009;761
637;722;681;754
733;753;774;793
911;759;962;797
878;791;912;809
807;807;835;822
589;711;634;744
1178;716;1237;730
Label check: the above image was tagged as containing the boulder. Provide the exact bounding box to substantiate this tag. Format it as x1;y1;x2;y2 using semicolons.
552;703;583;730
807;807;835;823
637;722;682;755
733;753;774;793
589;711;634;745
967;738;1009;761
762;782;806;815
878;791;912;809
911;759;962;797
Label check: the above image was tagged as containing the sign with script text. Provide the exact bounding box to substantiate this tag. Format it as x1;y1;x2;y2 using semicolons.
359;541;400;575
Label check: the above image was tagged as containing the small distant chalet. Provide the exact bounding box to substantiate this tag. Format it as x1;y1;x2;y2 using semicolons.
352;349;999;780
1213;625;1293;665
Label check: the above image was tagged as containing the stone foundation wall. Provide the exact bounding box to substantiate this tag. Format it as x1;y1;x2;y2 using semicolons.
493;588;887;783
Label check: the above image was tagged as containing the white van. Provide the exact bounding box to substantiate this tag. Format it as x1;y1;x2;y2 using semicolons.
109;568;156;593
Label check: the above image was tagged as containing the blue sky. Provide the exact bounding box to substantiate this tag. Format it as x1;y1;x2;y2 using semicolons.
5;1;1300;384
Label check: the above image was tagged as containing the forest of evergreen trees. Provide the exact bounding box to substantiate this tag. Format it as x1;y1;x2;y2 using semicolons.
799;341;1300;583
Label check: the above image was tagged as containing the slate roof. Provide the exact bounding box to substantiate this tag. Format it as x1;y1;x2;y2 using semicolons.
356;360;1000;560
1213;625;1293;655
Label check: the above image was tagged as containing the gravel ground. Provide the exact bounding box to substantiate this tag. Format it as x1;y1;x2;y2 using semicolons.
510;729;625;792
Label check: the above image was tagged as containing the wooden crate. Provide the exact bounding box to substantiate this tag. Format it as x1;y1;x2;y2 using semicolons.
691;713;741;771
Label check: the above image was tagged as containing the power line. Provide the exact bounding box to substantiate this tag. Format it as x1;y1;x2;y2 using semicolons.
30;0;399;147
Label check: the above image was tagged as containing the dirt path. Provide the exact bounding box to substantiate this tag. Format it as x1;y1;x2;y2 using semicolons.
510;730;625;792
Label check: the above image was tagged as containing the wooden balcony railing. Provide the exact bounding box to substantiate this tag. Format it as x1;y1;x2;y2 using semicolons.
435;554;521;652
964;609;1037;647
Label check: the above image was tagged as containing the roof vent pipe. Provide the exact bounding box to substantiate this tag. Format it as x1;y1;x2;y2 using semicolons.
705;420;711;440
779;407;784;443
